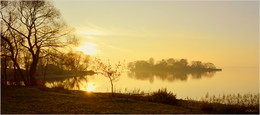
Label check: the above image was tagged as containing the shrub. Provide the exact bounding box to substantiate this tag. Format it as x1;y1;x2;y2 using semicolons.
149;88;178;105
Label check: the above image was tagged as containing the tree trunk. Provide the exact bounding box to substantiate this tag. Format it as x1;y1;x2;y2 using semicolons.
13;64;22;86
13;63;18;85
109;78;114;97
29;57;38;86
11;58;28;86
29;63;37;86
2;56;7;86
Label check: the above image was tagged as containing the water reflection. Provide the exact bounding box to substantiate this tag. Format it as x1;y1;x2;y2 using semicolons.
6;81;25;86
44;71;217;92
41;67;258;100
128;71;216;83
45;75;90;91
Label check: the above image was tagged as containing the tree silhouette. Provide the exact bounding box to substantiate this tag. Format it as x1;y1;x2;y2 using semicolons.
1;1;69;85
128;58;221;72
127;58;221;82
93;58;124;96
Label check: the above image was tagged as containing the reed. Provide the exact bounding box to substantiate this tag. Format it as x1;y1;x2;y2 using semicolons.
200;93;259;107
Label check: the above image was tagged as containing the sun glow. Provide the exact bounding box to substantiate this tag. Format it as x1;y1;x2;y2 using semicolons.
77;42;97;55
76;26;105;37
77;29;103;36
86;83;95;92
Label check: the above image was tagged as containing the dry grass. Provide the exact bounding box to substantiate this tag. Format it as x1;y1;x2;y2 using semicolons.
1;86;259;114
1;86;197;114
200;93;259;107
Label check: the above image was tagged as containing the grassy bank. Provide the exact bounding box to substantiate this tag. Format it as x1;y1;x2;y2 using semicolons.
1;86;259;114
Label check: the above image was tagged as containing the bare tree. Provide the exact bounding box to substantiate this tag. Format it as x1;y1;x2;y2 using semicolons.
1;31;28;85
93;58;124;96
1;1;68;85
1;39;9;85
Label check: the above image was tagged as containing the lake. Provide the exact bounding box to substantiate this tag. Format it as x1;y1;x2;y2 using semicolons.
45;67;259;99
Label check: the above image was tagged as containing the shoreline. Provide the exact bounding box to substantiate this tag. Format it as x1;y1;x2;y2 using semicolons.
1;86;259;114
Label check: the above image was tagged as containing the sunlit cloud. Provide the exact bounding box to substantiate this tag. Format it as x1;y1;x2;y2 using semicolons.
76;42;98;55
98;42;133;53
75;23;110;37
77;28;103;36
74;25;105;41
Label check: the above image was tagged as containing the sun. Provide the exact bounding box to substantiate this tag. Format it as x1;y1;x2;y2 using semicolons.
86;83;95;92
77;42;97;55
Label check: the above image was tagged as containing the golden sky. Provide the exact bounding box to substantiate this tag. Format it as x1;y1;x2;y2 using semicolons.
54;0;259;67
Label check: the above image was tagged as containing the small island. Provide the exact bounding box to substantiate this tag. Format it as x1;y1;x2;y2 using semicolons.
128;58;221;73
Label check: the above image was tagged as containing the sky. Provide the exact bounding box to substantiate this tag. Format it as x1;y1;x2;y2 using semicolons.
53;0;259;68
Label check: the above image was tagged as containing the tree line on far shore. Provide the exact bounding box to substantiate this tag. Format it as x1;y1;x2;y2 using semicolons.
128;58;221;73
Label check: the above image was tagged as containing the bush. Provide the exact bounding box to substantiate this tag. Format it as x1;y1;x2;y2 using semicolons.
149;88;178;105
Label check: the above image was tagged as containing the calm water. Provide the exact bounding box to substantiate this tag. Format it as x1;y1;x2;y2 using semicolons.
45;67;259;99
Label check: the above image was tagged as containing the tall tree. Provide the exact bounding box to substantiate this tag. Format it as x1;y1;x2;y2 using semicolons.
1;0;68;85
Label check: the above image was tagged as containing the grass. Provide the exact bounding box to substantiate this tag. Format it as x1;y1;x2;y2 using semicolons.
200;92;259;107
1;86;259;114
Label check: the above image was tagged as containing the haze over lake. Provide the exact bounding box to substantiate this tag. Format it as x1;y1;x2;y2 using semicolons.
1;0;259;114
45;66;258;99
49;0;259;98
2;0;258;96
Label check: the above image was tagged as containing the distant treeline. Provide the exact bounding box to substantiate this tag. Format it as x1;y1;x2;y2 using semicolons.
128;58;222;72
